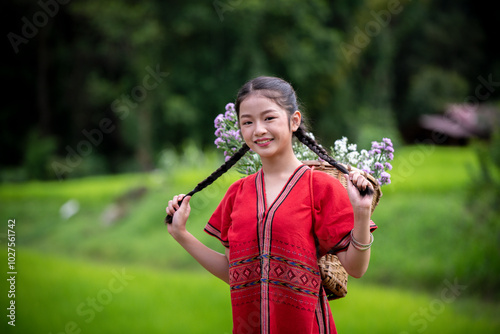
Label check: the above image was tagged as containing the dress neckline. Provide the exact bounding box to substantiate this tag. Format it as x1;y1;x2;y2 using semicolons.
259;164;308;211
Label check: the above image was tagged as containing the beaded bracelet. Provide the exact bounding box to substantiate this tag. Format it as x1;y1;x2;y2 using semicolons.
350;230;374;251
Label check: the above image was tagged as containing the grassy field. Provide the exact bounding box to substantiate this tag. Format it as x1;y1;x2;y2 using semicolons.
1;145;499;333
1;250;498;334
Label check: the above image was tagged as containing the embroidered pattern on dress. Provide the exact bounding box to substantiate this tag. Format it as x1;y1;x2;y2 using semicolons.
256;165;310;333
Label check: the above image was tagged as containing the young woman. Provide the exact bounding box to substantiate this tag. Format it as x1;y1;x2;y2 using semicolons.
166;76;377;333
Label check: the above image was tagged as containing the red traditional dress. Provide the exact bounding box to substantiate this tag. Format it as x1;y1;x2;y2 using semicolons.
205;164;377;334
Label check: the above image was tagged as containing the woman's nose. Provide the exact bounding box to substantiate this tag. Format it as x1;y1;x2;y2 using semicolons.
254;121;267;136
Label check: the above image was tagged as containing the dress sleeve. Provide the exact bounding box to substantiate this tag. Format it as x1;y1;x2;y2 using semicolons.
204;178;243;248
312;171;377;257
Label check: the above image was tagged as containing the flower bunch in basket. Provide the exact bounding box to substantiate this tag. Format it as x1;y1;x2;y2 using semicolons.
214;102;394;186
329;137;394;186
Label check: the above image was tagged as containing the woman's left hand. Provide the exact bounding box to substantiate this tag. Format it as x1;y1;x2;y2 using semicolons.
343;171;373;211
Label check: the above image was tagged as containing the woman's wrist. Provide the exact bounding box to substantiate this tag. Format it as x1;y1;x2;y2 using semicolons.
350;230;373;251
351;208;371;246
353;206;371;223
169;226;190;242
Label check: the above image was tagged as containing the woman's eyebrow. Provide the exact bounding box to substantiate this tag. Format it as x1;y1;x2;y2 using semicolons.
240;109;278;118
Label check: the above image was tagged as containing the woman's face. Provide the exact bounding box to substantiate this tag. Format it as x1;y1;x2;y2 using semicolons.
238;94;300;160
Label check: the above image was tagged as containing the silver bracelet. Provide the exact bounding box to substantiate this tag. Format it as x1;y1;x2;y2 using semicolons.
350;230;374;251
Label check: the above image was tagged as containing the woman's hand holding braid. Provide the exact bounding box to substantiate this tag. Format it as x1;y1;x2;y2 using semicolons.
344;171;373;213
336;170;374;278
165;194;230;283
166;194;191;239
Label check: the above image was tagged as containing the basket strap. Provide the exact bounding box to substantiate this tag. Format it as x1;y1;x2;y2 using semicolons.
309;166;315;219
310;167;322;261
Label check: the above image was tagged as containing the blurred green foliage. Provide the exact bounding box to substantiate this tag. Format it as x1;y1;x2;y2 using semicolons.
405;67;469;123
3;0;499;180
459;131;500;296
23;130;57;180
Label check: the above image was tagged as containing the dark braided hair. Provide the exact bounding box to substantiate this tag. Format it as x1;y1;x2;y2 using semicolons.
293;127;373;196
293;127;348;174
164;144;249;224
166;76;371;224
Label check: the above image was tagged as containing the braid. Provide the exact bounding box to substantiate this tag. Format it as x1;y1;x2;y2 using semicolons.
294;127;373;196
187;144;250;196
294;127;349;174
165;144;250;224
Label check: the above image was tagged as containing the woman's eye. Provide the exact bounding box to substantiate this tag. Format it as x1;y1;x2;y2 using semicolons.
265;117;276;121
242;121;252;125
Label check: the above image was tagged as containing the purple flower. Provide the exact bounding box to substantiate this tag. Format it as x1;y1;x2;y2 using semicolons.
223;132;236;140
384;162;393;171
214;128;222;137
379;178;391;185
214;114;224;128
374;162;384;170
379;171;391;185
388;153;394;160
225;110;235;121
225;103;235;111
214;137;224;148
227;129;240;140
225;155;231;162
362;168;372;175
382;138;393;146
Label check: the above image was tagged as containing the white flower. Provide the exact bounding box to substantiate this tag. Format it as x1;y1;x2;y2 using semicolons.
334;137;348;154
346;151;360;165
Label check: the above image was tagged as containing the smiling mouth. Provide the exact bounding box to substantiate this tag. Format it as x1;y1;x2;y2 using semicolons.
255;139;273;146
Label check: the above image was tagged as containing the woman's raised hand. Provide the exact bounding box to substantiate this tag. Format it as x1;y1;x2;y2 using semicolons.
166;194;192;238
344;171;373;211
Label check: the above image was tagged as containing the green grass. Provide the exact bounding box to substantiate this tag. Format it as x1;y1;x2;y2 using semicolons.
0;167;240;268
381;144;477;195
364;145;499;298
0;172;160;200
1;250;232;334
1;145;499;333
334;278;500;333
2;250;498;334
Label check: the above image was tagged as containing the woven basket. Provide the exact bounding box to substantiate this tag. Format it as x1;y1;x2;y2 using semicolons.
317;254;348;300
303;160;382;216
303;160;382;300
